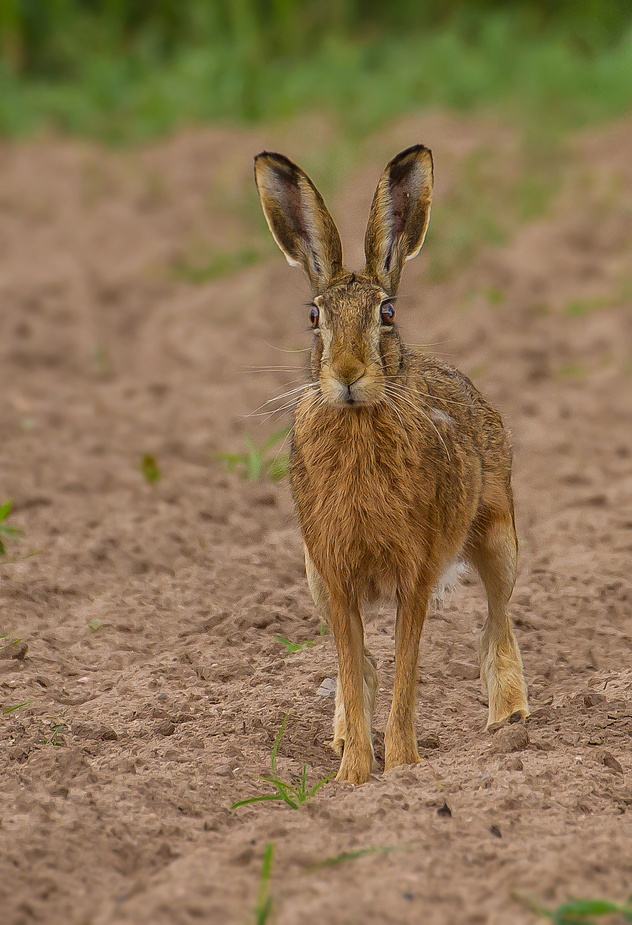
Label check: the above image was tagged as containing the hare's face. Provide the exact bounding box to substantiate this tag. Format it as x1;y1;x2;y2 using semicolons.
310;277;403;409
255;145;433;409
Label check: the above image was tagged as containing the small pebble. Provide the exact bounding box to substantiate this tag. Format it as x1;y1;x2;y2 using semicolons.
601;751;624;774
316;677;336;699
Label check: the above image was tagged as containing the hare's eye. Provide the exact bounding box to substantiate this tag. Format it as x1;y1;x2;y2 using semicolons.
381;303;395;325
310;306;319;327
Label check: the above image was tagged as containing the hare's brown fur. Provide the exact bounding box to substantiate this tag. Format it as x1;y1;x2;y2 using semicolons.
255;146;528;784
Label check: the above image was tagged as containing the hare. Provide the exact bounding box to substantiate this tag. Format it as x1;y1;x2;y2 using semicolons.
254;145;529;785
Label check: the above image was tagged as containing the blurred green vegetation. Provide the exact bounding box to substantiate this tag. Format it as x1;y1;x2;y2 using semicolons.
0;1;631;142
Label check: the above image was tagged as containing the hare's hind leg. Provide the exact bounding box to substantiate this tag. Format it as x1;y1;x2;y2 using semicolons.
385;581;429;770
466;511;529;727
305;547;377;782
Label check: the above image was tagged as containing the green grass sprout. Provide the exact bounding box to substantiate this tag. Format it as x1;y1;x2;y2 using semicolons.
306;845;408;872
254;842;275;925
274;635;315;653
43;723;66;746
232;714;333;810
0;499;24;557
513;891;632;923
140;454;161;484
216;428;290;481
3;700;34;714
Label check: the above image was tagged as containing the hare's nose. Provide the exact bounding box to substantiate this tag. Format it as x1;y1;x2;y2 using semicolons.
332;356;366;386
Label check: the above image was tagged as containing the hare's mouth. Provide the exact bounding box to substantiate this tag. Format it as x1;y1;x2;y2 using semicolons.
320;369;383;408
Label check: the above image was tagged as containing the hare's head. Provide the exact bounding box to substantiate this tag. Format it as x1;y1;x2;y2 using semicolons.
254;146;433;408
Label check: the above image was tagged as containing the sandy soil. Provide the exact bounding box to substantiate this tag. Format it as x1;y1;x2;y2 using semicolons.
1;112;631;925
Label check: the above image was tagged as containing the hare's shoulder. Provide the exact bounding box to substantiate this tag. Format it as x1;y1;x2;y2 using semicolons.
408;353;488;410
409;352;509;448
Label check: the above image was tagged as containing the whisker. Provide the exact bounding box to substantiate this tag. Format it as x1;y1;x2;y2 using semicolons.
403;340;455;350
240;365;306;373
264;342;312;354
383;384;451;462
381;395;413;449
242;382;317;419
241;392;317;422
383;377;470;409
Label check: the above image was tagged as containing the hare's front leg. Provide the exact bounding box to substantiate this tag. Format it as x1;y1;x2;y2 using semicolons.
467;510;529;726
305;548;376;783
384;583;429;770
330;593;374;784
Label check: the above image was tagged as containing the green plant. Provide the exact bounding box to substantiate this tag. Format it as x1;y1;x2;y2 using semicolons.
564;295;610;317
0;499;23;556
274;635;315;653
514;890;632;923
3;699;34;715
558;362;588;378
172;246;260;284
254;842;275;925
307;845;406;871
216;429;290;481
232;715;332;810
140;453;161;484
1;7;632;144
0;633;22;646
87;618;103;633
43;722;65;746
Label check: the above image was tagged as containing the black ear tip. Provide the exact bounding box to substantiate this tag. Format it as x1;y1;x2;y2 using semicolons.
387;144;434;185
393;143;433;163
254;151;299;171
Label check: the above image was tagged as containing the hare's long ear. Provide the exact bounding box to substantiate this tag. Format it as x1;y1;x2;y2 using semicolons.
364;145;433;295
254;152;344;295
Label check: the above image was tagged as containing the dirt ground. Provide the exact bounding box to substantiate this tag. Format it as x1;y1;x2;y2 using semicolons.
1;111;631;925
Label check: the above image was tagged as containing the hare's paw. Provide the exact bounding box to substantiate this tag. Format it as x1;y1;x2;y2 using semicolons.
335;744;374;785
329;733;345;757
384;734;422;771
485;669;529;728
486;705;529;730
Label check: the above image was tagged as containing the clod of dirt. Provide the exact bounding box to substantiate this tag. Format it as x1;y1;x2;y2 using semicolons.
583;692;607;708
72;723;118;741
231;847;255;866
437;801;452;818
155;720;176;736
252;491;277;507
0;642;28;660
489;723;529;754
418;733;441;749
506;757;524;771
526;706;553;726
447;661;479;680
600;751;624;774
216;761;237;778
